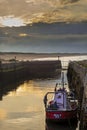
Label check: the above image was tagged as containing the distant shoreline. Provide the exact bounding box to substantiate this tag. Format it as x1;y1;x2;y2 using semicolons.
0;52;87;61
0;52;87;55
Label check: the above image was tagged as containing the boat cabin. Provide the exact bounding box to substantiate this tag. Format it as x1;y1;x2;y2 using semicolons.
53;89;67;109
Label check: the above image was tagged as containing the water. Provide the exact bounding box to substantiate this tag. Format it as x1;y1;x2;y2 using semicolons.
0;55;87;130
0;79;59;130
0;76;78;130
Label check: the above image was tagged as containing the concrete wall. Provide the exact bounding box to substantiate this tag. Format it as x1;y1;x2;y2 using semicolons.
67;60;87;129
67;61;87;96
0;60;61;85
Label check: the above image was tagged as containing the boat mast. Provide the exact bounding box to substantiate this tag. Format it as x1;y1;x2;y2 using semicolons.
62;72;64;89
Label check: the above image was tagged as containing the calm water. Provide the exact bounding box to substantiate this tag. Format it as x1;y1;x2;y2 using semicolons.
0;55;87;130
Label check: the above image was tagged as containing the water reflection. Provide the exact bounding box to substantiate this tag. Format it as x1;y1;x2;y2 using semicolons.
0;78;58;100
0;81;24;101
0;78;61;130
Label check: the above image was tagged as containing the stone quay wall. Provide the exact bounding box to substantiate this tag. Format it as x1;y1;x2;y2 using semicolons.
67;60;87;129
0;60;61;85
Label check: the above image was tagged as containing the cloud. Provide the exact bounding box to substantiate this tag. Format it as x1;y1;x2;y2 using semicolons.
29;0;87;23
0;16;25;27
0;0;87;27
60;0;79;4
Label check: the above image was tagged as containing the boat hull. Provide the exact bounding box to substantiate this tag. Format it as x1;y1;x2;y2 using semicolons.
46;109;77;121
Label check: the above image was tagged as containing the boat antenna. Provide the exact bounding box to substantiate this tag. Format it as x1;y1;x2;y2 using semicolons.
55;83;58;92
62;72;64;89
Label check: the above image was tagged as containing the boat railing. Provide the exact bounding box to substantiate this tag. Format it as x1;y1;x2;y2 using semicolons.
43;92;55;108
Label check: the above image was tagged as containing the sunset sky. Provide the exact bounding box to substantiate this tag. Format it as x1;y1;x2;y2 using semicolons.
0;0;87;27
0;0;87;53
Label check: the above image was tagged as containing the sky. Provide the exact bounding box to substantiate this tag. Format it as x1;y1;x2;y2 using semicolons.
0;0;87;53
0;0;87;27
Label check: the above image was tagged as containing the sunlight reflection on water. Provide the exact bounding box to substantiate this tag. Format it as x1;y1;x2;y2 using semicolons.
0;76;79;130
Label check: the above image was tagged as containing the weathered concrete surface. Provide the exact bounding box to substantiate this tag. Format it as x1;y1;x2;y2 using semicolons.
0;60;61;85
67;60;87;96
67;60;87;129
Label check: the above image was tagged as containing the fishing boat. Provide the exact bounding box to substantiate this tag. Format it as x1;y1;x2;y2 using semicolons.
43;73;78;122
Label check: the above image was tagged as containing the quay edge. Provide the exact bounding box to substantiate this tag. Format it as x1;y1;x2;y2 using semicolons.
67;60;87;129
